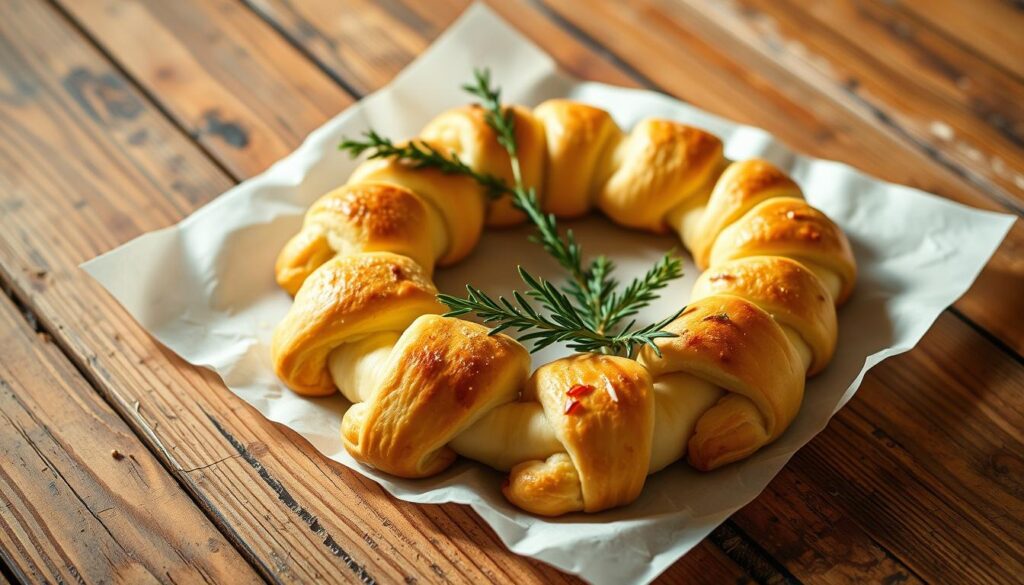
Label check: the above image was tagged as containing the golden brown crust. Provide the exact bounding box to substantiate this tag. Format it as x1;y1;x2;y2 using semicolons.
348;154;486;266
597;119;724;233
505;354;654;515
271;253;445;396
275;183;440;295
504;454;583;516
692;256;837;375
341;315;530;477
275;228;336;297
709;197;857;305
688;159;803;269
639;295;804;470
533;99;622;218
420;105;546;227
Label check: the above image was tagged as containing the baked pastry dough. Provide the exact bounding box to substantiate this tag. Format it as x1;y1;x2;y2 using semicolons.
272;99;856;515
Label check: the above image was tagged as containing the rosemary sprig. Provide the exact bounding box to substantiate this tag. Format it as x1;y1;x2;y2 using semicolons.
457;70;684;345
462;71;592;291
338;68;685;356
438;267;679;357
339;130;509;197
594;253;683;334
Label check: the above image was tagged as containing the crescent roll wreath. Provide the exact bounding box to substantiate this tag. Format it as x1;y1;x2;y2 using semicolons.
271;70;855;516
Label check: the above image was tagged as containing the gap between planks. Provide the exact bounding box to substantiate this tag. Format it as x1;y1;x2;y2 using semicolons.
0;286;268;584
44;0;243;185
0;538;18;585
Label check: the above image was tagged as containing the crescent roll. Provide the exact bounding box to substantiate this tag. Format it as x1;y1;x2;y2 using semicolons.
342;315;530;477
504;354;654;515
639;296;804;470
271;252;444;396
420;104;546;227
597;118;724;232
533;99;622;217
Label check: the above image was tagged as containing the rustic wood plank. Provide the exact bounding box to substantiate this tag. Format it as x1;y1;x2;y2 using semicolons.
55;0;352;179
0;0;747;583
745;312;1024;583
708;0;1024;209
0;293;263;584
228;0;1024;582
895;0;1024;82
242;0;638;94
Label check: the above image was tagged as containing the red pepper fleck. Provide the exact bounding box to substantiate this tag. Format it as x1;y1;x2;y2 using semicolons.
709;273;734;282
567;384;594;398
564;398;583;415
390;265;403;278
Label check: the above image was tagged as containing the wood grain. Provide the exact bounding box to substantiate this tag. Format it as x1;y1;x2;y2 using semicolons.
747;312;1024;583
895;0;1024;82
55;0;352;180
702;0;1024;210
243;0;639;95
0;294;261;584
0;0;747;582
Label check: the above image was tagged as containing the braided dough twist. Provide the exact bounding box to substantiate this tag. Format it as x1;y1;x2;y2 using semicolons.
271;99;856;515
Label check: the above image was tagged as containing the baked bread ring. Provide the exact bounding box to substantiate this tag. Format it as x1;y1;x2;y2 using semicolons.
271;98;856;515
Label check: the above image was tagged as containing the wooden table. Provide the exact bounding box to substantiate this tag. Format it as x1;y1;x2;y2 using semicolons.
1;0;1021;583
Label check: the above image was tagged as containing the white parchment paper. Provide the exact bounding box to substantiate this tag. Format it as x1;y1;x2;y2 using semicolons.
82;5;1015;583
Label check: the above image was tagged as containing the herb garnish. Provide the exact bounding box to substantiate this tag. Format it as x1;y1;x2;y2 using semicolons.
340;69;683;358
